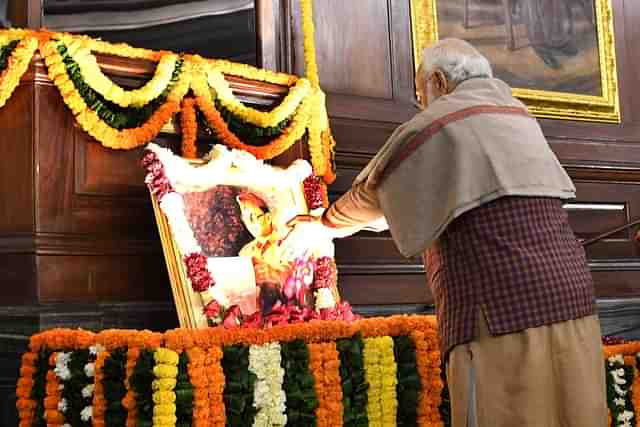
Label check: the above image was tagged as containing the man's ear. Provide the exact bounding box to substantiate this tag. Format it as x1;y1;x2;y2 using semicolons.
433;69;449;94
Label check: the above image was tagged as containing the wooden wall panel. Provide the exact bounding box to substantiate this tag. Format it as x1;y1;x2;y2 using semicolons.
309;0;393;98
0;85;34;234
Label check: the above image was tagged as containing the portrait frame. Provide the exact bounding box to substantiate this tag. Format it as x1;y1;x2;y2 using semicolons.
146;144;319;329
410;0;621;123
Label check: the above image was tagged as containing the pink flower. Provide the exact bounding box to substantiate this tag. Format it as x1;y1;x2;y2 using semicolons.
223;305;242;328
203;300;222;318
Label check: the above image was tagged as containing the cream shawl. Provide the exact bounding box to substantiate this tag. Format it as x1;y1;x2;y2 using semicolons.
355;77;576;257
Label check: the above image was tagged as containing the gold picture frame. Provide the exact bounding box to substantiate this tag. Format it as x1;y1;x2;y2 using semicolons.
410;0;620;123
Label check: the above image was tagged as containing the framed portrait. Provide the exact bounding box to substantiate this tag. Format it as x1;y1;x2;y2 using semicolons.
410;0;620;123
145;143;341;329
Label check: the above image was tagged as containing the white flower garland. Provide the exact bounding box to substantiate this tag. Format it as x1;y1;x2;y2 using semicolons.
607;354;635;427
249;342;287;427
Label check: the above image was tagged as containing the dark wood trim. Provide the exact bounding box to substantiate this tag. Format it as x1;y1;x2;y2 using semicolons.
0;233;162;255
255;0;277;71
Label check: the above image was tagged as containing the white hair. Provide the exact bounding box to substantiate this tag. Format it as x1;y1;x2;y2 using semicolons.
418;38;493;85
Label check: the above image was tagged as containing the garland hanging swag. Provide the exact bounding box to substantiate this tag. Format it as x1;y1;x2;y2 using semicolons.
0;28;336;183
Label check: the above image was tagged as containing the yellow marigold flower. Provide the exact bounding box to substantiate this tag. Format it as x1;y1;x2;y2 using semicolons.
47;62;66;79
152;391;176;405
154;348;179;365
152;378;177;391
64;92;87;115
153;365;178;379
152;415;177;426
152;403;177;416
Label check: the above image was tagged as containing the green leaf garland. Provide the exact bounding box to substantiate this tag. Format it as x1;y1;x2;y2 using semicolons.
32;349;52;427
56;42;182;130
337;333;369;427
103;348;128;427
222;344;257;427
0;40;19;72
131;349;155;427
281;339;319;427
175;352;194;427
393;336;421;427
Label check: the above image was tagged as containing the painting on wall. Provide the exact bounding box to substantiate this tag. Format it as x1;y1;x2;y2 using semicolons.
410;0;620;123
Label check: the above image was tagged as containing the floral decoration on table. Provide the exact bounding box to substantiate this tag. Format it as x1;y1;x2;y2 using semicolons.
17;316;444;427
0;24;336;184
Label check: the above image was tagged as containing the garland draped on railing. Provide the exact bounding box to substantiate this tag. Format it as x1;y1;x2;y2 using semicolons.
17;320;640;427
18;316;443;427
0;27;336;183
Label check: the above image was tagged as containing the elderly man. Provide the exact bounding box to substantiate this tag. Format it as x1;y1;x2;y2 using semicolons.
294;38;607;426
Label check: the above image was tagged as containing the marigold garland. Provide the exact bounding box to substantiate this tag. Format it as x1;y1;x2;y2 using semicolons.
123;347;140;427
0;36;38;108
194;90;312;160
411;329;443;427
180;97;198;158
363;336;397;427
62;32;179;108
153;348;180;427
44;353;65;427
92;351;109;427
207;65;311;128
0;27;337;184
299;0;320;87
15;351;38;427
206;346;227;427
309;342;343;427
185;348;209;427
41;38;187;150
209;58;298;86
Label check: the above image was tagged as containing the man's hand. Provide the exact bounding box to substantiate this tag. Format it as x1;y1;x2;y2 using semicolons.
286;215;320;227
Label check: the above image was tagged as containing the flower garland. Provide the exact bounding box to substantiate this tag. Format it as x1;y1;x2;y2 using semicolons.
606;354;636;427
299;0;320;87
363;336;397;427
184;348;209;427
0;35;38;108
44;353;65;427
93;351;109;427
65;32;162;61
411;329;443;427
123;347;140;427
206;347;227;427
336;333;368;427
59;33;179;108
0;28;337;184
180;97;198;158
152;348;180;427
15;351;38;427
308;342;343;427
209;58;298;86
281;339;319;426
393;335;422;426
103;348;128;427
193;74;312;161
249;342;287;426
174;352;194;426
222;344;258;425
41;38;188;150
130;349;156;427
207;65;311;128
20;317;443;427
